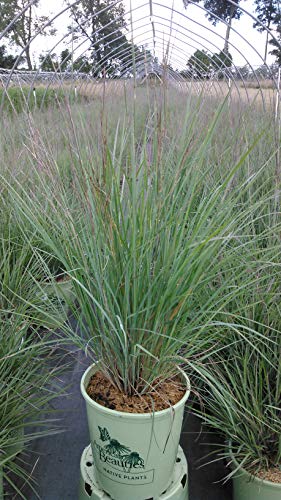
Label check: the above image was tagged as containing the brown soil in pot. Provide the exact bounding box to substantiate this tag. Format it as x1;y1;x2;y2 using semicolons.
256;467;281;484
86;370;186;413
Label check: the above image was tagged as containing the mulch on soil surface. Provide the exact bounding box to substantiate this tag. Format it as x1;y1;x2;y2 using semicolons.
86;370;186;413
256;467;281;484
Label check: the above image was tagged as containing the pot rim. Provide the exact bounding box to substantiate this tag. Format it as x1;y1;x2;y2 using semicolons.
229;444;281;489
81;362;190;419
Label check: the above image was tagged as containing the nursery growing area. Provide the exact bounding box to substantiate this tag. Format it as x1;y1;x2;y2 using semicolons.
0;1;281;499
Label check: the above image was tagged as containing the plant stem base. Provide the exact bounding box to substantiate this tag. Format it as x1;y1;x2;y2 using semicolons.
79;444;188;500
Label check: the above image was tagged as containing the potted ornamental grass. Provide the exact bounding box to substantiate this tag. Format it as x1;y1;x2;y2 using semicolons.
192;187;281;499
193;225;281;500
197;334;280;500
59;147;225;500
0;215;73;327
0;219;70;497
5;105;270;498
0;309;65;498
72;147;280;499
64;162;237;499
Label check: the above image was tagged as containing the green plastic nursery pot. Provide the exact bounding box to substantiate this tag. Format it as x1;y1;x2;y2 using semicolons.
230;451;281;500
81;363;190;500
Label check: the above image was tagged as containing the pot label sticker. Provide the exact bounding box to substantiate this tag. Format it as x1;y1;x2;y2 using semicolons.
93;426;154;485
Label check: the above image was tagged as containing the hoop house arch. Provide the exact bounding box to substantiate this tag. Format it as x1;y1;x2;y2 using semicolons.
0;0;280;113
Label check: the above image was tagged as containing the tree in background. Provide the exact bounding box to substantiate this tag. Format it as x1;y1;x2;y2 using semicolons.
72;54;92;73
0;0;56;70
61;48;98;73
186;48;233;79
269;14;281;65
39;52;59;72
212;50;233;78
253;0;280;62
183;1;243;55
60;49;72;71
212;50;233;69
184;0;281;66
187;49;213;77
39;49;93;73
0;44;20;68
68;0;134;77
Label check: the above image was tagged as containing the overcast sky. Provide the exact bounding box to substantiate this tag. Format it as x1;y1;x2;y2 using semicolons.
34;0;276;69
